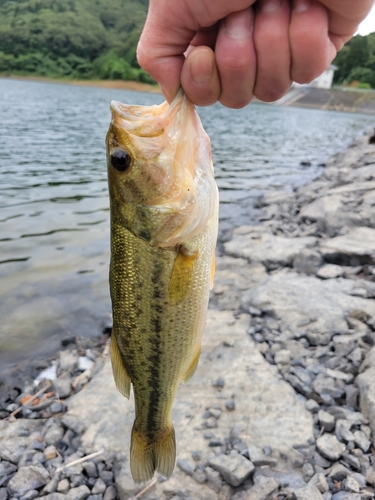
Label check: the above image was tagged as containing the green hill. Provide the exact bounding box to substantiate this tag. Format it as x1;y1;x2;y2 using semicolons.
0;0;154;82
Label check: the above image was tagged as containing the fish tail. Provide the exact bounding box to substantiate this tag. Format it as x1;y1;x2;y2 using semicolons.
130;423;176;483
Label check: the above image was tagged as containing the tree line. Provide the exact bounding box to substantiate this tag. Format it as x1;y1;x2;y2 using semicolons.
0;0;374;88
333;33;375;89
0;0;154;82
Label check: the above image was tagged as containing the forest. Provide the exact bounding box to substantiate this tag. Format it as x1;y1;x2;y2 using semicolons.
0;0;154;82
0;0;374;88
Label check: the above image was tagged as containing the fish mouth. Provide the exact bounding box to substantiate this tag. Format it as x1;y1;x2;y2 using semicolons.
109;89;195;138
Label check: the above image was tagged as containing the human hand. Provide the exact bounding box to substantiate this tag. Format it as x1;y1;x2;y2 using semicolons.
137;0;375;108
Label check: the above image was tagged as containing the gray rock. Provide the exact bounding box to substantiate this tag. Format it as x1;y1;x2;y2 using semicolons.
306;399;320;413
61;415;86;435
225;399;235;411
0;439;30;464
274;350;291;365
291;485;324;500
177;458;196;476
318;410;335;432
92;478;106;495
331;493;361;500
345;386;359;409
293;249;323;275
328;463;351;481
356;346;375;431
43;471;61;494
213;376;225;388
83;462;97;478
247;443;277;467
344;476;360;493
115;470;139;499
208;453;255;487
103;486;117;500
44;423;64;446
0;488;7;500
19;491;39;500
7;465;50;497
242;273;375;347
316;434;346;461
66;485;91;500
205;466;222;492
86;496;102;500
44;495;65;500
224;226;316;270
58;349;79;375
320;227;375;265
316;264;344;280
353;430;370;452
322;494;332;500
308;473;329;493
57;479;70;493
302;462;315;482
239;475;279;499
99;471;113;486
312;378;344;399
53;379;72;399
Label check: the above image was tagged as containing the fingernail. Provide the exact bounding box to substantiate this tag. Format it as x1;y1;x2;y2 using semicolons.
294;0;311;12
190;51;214;85
260;0;282;14
224;9;253;39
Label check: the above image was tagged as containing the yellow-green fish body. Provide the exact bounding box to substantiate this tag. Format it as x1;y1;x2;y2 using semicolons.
106;91;218;483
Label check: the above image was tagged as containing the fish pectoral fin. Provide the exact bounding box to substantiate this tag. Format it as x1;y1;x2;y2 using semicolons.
210;252;216;289
168;245;198;306
131;424;176;483
181;346;201;383
110;334;131;399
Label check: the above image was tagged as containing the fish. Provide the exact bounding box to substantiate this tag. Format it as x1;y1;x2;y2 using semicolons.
106;90;219;483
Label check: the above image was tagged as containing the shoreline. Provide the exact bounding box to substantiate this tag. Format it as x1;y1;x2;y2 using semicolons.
0;75;161;94
1;126;375;499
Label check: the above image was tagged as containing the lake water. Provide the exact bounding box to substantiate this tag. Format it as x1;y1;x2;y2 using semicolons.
0;77;374;371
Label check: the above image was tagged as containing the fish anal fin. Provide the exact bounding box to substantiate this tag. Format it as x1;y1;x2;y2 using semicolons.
110;334;131;399
168;246;198;306
210;252;216;289
131;424;176;483
182;346;201;383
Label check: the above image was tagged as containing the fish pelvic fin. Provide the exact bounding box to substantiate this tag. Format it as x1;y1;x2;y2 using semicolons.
181;346;201;383
110;333;131;399
130;424;176;483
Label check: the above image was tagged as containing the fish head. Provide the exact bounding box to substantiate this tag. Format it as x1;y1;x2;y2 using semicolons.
106;90;218;247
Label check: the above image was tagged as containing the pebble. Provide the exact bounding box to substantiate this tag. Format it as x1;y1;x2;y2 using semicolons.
316;434;346;461
291;485;324;500
53;379;72;399
242;475;279;499
92;477;106;494
57;479;70;493
344;475;360;493
19;491;39;500
274;349;291;364
208;453;255;487
212;376;225;388
318;410;335;432
225;399;235;411
43;445;58;461
176;458;196;476
103;485;117;500
66;485;91;500
191;450;201;461
192;468;207;484
99;470;113;486
353;430;370;452
83;462;97;478
7;465;50;497
331;493;361;500
309;473;329;493
306;399;320;413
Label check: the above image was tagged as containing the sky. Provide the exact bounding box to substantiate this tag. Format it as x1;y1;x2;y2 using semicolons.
357;4;375;35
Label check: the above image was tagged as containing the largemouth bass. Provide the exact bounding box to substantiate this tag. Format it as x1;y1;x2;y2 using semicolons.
106;90;218;483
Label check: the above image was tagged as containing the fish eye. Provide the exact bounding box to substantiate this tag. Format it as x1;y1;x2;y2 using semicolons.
110;149;132;172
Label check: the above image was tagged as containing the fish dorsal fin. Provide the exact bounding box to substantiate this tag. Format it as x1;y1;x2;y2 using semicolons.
168;245;198;306
110;333;131;399
181;346;201;383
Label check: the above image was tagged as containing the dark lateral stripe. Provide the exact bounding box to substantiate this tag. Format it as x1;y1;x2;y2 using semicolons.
146;257;164;436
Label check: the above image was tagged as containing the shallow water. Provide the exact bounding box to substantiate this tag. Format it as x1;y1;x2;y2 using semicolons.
0;77;374;370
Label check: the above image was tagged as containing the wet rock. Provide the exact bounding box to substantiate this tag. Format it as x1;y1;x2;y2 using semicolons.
7;465;50;497
208;453;255;487
291;485;324;500
316;434;346;461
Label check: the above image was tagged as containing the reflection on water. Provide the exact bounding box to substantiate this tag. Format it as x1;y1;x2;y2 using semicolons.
0;77;374;370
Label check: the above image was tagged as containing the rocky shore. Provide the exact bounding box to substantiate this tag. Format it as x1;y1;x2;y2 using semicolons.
1;128;375;499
